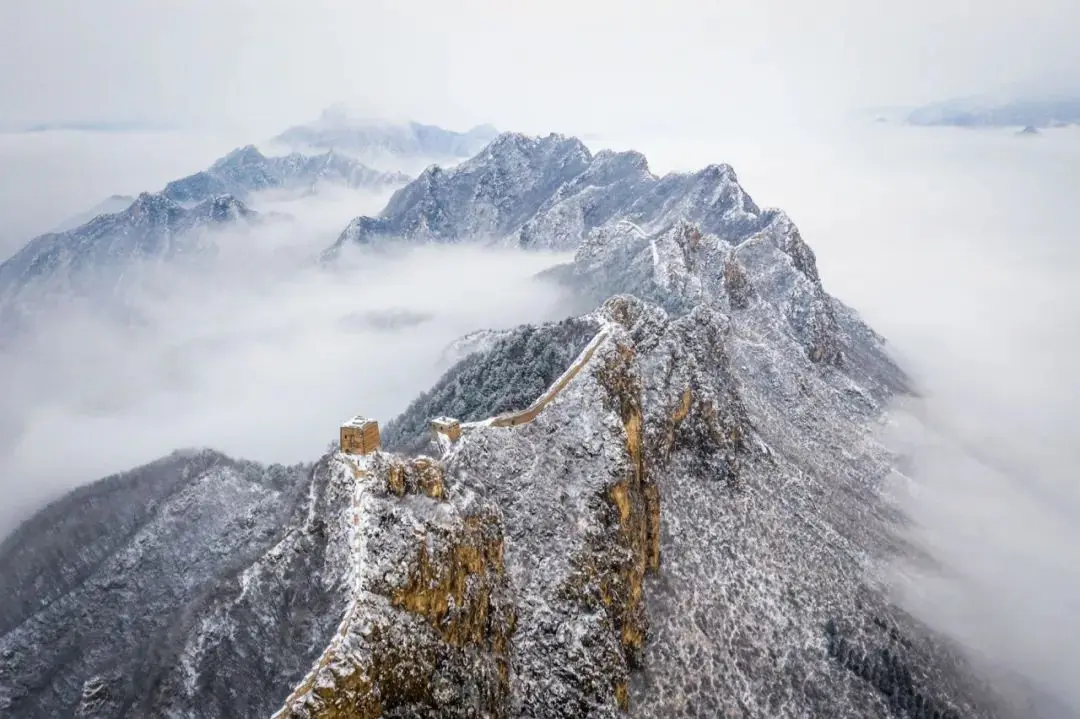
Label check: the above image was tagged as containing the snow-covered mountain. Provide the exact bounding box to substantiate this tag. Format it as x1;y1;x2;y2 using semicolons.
0;450;314;718
0;146;407;336
321;132;766;259
160;145;409;206
0;192;257;333
272;106;498;163
0;134;1037;717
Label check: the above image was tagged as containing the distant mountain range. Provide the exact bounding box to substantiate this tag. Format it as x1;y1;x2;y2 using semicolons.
0;193;257;328
159;145;408;206
904;89;1080;129
271;106;498;163
0;145;408;332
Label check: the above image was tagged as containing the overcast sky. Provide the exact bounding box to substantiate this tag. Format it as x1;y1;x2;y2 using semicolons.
2;0;1078;136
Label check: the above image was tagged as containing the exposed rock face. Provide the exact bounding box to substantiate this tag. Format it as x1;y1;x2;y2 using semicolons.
276;287;1004;717
321;132;767;257
548;212;858;375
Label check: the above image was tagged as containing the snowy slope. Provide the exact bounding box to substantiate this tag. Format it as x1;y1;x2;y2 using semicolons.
272;290;1009;717
0;450;311;718
0;145;408;335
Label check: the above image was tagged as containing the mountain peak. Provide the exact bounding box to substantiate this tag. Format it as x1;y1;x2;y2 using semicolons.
325;133;769;256
127;192;180;219
211;144;267;170
274;113;499;159
192;194;252;223
698;162;737;180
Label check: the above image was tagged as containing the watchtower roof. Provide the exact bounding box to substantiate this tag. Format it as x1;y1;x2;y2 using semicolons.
341;415;376;429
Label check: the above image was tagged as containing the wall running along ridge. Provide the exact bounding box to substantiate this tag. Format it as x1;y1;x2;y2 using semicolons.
274;312;661;717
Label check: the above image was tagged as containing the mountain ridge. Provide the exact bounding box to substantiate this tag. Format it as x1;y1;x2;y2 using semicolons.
321;131;767;259
0;145;409;335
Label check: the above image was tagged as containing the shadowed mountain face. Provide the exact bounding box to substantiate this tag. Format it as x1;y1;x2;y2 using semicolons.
0;132;1030;718
321;132;767;257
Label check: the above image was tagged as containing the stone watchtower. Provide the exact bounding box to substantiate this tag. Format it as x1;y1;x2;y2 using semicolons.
430;416;462;443
340;416;380;455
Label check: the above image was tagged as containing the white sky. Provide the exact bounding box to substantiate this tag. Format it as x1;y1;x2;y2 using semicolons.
2;0;1078;136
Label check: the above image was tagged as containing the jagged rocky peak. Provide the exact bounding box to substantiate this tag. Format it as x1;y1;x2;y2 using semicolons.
212;143;267;168
125;191;182;223
197;193;255;223
554;208;849;370
161;144;408;207
0;140;410;325
1;122;1028;717
479;131;591;161
276;305;661;717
